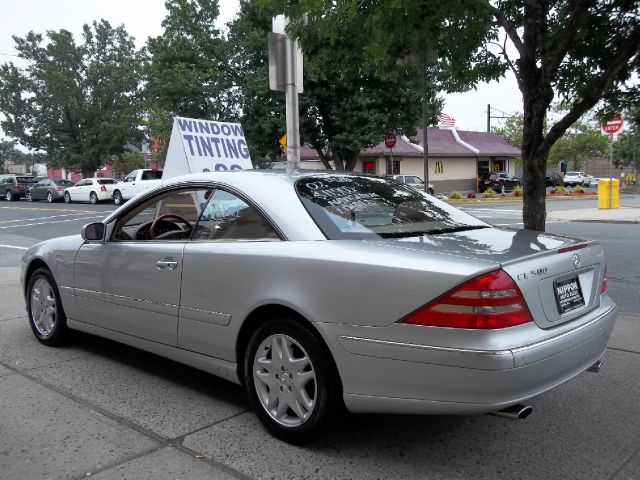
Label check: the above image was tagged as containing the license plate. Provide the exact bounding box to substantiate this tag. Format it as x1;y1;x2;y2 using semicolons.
554;277;585;314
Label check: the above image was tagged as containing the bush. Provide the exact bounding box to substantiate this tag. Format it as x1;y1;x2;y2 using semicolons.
574;184;585;193
483;188;496;198
449;191;462;199
466;192;476;198
513;186;523;197
553;185;567;194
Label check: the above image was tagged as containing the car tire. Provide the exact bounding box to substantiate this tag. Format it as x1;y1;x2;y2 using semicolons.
64;192;71;203
244;318;340;444
27;267;69;346
47;192;54;203
113;190;123;206
428;188;434;196
26;192;33;202
5;190;13;201
90;192;98;204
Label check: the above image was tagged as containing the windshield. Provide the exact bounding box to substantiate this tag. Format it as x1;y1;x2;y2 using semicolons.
296;175;487;239
97;179;117;185
17;177;37;183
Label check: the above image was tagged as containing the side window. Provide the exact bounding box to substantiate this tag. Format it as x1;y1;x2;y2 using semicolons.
113;187;212;241
192;189;279;241
125;173;136;182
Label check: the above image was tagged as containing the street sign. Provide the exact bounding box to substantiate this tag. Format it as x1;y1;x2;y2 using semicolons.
601;115;624;134
385;133;397;149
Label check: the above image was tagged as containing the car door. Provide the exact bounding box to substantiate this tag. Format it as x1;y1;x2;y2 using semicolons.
119;172;137;198
178;187;282;359
74;186;212;345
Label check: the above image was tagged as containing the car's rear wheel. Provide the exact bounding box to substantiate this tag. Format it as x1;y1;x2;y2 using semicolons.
64;192;71;203
47;192;54;203
5;190;13;201
27;268;69;346
90;192;98;204
113;190;123;205
244;318;339;444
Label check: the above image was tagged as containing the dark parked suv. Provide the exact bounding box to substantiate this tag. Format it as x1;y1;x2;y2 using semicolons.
478;172;520;193
545;172;563;187
0;175;38;201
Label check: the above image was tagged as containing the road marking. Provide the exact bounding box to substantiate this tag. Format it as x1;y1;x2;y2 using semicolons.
0;212;104;225
461;208;522;213
0;206;94;213
0;244;28;250
0;215;104;229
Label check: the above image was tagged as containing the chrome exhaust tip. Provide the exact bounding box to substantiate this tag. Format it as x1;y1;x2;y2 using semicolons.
587;360;603;373
491;404;533;421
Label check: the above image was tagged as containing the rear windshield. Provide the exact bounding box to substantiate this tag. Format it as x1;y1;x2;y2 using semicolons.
296;175;487;240
97;179;117;185
54;180;74;187
17;177;37;183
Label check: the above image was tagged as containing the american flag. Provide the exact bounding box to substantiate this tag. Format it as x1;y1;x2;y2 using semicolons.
437;113;456;127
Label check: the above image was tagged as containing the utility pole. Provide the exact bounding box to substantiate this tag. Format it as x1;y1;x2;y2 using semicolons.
486;104;509;133
422;48;437;193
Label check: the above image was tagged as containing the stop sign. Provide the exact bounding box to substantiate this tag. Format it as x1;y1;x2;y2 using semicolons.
601;115;624;134
384;133;397;149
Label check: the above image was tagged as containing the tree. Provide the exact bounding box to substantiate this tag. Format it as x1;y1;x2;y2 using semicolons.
110;150;146;177
492;112;524;151
547;118;608;170
237;0;447;170
281;1;640;230
487;1;640;230
0;21;145;177
0;140;18;173
614;107;640;170
145;0;239;160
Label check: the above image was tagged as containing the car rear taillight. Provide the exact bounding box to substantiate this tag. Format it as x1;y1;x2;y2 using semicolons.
399;269;533;329
100;185;107;192
56;186;63;191
601;265;607;293
15;184;23;190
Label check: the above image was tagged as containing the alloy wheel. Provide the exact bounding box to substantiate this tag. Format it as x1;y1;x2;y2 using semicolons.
30;277;57;337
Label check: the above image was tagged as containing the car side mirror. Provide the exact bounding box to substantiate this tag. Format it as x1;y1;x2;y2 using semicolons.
82;222;106;242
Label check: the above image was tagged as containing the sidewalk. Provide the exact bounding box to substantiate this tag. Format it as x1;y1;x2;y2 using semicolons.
547;205;640;223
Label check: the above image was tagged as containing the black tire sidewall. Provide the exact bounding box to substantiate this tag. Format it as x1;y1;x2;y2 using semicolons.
244;318;338;444
113;191;122;205
27;268;68;346
90;192;97;204
64;192;71;203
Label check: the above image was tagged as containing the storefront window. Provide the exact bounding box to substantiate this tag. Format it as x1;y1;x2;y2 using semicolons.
386;159;400;175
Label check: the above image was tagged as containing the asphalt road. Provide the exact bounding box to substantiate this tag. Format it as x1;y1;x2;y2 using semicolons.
1;197;639;480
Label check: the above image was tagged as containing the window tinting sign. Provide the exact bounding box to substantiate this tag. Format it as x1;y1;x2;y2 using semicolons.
554;277;585;314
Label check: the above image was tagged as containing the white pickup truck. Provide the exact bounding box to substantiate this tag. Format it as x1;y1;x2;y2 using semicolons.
112;169;163;205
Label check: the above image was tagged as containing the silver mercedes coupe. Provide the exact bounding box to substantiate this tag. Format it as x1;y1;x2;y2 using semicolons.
21;170;617;443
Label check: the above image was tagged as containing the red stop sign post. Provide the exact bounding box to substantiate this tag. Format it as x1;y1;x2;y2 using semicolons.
601;115;624;209
384;133;397;149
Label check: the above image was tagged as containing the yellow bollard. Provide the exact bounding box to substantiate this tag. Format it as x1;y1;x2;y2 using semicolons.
598;179;619;209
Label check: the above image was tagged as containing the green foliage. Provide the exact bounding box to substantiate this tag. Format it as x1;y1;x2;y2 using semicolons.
0;21;145;176
449;191;462;199
110;151;146;177
614;107;639;170
492;112;524;151
547;113;608;170
145;0;241;164
553;186;567;194
239;0;438;170
574;184;585;193
512;185;523;197
482;187;496;198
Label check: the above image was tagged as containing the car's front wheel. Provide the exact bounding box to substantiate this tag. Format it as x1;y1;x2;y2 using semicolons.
27;268;69;346
26;192;33;201
47;192;54;203
90;192;98;204
244;318;340;444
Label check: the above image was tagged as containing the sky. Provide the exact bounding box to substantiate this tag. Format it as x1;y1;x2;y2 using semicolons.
0;0;523;141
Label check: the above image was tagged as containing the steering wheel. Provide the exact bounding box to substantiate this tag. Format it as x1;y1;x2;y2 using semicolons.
150;213;192;239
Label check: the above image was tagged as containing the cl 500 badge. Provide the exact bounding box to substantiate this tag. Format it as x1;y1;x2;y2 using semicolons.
517;267;548;281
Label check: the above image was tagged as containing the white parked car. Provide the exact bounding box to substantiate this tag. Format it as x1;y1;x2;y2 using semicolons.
563;171;588;187
64;178;118;204
389;175;435;195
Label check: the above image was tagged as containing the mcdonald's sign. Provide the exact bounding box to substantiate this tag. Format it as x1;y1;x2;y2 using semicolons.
435;161;444;174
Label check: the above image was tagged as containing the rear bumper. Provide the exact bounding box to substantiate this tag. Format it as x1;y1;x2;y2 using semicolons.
317;299;617;415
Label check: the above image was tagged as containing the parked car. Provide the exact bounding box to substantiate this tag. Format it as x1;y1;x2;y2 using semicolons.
389;174;435;195
587;176;599;188
563;171;588;187
545;172;563;187
21;171;616;443
0;174;38;201
112;168;164;205
26;178;75;203
478;172;520;193
64;178;118;204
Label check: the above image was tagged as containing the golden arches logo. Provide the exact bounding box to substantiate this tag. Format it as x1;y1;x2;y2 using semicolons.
435;161;444;174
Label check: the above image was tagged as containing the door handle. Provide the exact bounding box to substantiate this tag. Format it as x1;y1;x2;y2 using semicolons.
156;257;178;270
